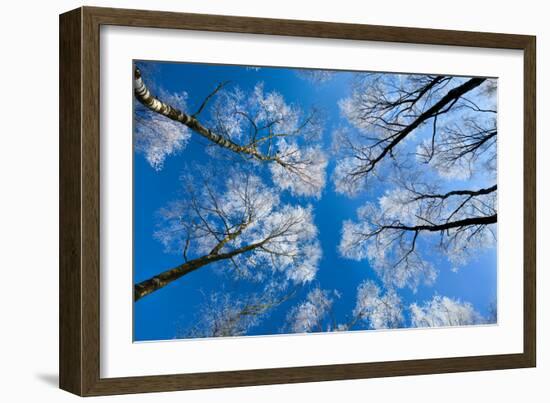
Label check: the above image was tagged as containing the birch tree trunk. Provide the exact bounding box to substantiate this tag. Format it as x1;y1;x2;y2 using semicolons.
134;67;274;162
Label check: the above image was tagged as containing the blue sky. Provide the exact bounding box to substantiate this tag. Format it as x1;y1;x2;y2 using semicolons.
133;61;497;341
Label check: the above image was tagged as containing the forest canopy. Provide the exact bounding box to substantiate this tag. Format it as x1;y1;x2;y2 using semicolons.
133;62;497;341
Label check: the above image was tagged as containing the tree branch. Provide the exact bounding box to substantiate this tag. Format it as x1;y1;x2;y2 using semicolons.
193;81;230;117
134;67;270;161
382;214;497;233
412;184;497;201
354;77;486;176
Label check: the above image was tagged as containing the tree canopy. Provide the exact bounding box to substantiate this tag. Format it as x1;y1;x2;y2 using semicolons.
132;62;497;340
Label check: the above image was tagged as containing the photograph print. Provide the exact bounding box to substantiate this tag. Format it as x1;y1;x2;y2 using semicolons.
133;60;498;342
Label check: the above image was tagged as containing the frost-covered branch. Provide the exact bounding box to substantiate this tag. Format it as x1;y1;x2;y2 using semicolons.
339;180;497;290
333;75;496;195
134;67;327;197
340;280;403;330
410;295;484;327
134;167;322;301
285;288;337;333
182;285;297;338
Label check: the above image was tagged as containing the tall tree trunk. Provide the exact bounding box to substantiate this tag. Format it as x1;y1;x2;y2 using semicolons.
134;67;269;161
135;255;213;301
134;240;266;301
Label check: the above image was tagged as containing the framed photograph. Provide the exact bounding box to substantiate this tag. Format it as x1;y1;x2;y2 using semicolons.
59;6;536;396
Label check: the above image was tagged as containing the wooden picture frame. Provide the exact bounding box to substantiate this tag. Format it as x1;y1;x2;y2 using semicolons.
59;6;536;396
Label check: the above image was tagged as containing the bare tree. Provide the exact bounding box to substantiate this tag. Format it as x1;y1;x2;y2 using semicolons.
410;295;484;327
339;176;496;290
282;282;487;334
335;73;497;289
285;283;402;333
333;74;496;195
347;280;403;330
134;66;327;197
182;284;297;338
134;167;322;301
284;287;337;333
